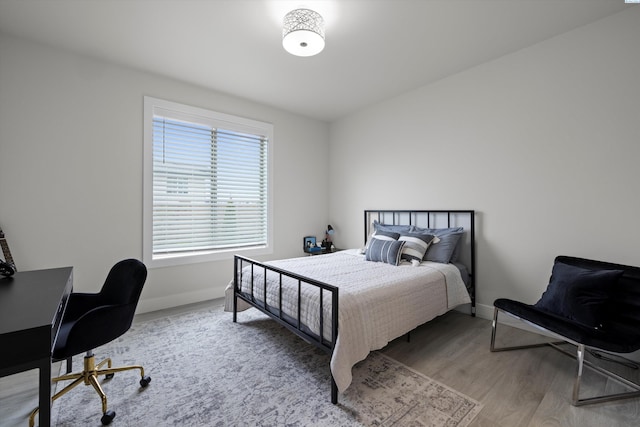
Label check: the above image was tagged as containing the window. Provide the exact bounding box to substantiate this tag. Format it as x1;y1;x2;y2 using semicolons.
143;97;273;268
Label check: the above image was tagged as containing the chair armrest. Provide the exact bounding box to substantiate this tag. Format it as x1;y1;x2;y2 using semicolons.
53;303;136;360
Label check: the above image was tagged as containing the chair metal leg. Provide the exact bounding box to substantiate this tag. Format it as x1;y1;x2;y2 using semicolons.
96;356;112;371
572;344;585;404
97;363;147;378
491;307;640;406
490;307;563;352
566;343;640;406
88;373;109;414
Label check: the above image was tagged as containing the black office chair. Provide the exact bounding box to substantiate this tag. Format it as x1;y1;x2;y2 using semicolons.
29;259;151;426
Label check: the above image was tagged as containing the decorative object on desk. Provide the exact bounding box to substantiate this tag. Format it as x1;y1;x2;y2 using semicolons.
322;224;334;249
51;306;482;426
0;226;16;276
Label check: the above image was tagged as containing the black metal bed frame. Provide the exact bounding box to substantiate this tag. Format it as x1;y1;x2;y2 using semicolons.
233;209;476;404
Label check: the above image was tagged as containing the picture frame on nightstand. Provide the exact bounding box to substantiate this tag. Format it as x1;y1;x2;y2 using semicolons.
303;236;322;253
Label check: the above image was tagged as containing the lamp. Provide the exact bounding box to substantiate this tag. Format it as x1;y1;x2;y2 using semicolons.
323;224;334;249
282;9;325;57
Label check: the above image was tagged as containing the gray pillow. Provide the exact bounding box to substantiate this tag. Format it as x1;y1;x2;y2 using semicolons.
372;230;400;241
449;234;465;263
410;225;463;236
365;237;405;266
373;220;412;234
424;231;464;263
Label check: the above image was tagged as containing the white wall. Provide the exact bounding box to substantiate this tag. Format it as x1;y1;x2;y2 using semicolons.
328;8;640;319
2;8;639;319
0;35;330;313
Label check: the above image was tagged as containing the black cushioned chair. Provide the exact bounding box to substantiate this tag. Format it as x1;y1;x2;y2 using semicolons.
491;255;640;406
29;259;151;426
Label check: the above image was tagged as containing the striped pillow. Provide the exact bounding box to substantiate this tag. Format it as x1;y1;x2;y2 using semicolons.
372;230;400;241
361;229;400;254
365;237;405;266
399;232;439;263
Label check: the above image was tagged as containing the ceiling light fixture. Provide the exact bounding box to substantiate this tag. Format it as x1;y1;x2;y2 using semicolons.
282;8;325;57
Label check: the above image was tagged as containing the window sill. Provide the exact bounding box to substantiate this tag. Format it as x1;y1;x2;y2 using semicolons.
144;245;271;268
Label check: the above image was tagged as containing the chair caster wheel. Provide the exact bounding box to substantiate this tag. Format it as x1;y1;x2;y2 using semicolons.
101;410;116;425
140;375;151;387
105;373;115;380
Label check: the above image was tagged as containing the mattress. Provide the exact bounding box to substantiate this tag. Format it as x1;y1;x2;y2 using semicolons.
225;249;471;392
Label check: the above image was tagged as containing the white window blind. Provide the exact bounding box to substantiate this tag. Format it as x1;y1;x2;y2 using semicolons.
143;97;272;267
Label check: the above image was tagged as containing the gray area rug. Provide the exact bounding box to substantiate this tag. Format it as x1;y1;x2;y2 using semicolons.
50;305;482;426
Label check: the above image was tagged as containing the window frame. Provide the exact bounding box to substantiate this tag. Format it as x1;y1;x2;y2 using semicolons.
143;96;273;268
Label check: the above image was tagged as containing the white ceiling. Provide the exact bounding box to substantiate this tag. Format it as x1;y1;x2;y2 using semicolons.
0;0;630;122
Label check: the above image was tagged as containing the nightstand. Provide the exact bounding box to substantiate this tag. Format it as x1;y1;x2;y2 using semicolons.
304;247;340;256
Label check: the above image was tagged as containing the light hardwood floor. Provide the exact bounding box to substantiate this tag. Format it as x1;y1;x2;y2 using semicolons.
382;310;640;427
1;300;638;426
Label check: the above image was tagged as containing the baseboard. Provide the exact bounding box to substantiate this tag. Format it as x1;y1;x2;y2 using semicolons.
454;303;498;321
136;288;221;314
473;303;494;320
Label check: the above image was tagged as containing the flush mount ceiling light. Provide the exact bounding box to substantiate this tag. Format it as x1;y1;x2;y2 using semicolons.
282;8;325;57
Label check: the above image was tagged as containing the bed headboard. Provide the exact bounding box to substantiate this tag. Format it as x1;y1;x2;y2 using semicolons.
364;209;476;315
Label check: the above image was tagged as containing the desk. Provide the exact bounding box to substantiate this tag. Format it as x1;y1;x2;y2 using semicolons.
0;267;73;427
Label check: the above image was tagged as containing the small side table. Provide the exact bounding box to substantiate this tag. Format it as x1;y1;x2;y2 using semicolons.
304;247;340;256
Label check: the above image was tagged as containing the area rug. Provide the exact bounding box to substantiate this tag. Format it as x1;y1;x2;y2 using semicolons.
50;305;482;426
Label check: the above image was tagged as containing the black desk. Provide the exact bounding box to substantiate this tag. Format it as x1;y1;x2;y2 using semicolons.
0;267;73;427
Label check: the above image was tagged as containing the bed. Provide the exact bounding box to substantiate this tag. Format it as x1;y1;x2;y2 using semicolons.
227;209;476;403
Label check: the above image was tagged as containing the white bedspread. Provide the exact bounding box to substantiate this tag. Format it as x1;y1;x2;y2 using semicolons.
224;249;471;393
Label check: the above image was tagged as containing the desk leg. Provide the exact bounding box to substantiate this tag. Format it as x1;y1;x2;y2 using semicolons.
38;358;51;427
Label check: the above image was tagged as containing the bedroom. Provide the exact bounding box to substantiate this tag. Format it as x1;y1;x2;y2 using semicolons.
1;1;639;426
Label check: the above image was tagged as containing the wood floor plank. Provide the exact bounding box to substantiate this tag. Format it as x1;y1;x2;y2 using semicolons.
381;310;640;427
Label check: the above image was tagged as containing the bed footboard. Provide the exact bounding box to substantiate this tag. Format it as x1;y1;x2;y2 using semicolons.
233;255;339;403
